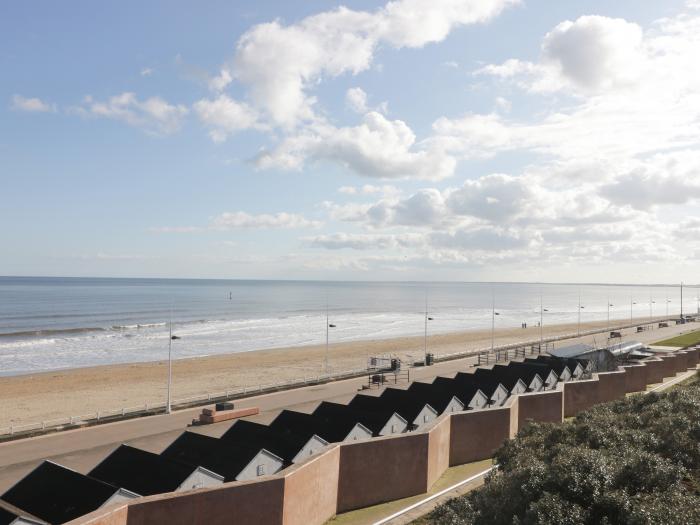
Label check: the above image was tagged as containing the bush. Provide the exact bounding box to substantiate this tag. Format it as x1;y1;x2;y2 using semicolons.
427;383;700;524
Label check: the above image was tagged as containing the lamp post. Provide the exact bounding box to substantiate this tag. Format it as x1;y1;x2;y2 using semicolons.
577;292;585;337
325;302;335;375
166;311;180;415
649;293;655;326
607;299;613;332
424;294;434;362
666;297;671;318
539;293;548;351
491;289;500;353
630;297;637;323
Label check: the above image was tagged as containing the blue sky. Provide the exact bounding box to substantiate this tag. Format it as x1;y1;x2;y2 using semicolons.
2;0;699;283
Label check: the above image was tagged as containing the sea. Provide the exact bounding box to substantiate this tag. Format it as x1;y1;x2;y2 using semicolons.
0;276;696;376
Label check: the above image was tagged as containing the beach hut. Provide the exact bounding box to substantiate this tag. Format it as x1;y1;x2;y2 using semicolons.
490;364;547;392
220;419;327;464
269;410;373;443
89;444;223;496
525;357;573;382
349;390;438;430
473;368;531;394
506;361;560;390
434;374;510;406
312;401;409;436
401;383;466;414
162;431;285;481
1;461;137;525
536;355;587;378
412;380;490;410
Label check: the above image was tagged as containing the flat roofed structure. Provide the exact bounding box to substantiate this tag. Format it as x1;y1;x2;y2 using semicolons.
434;374;510;406
1;461;136;525
89;444;223;496
411;380;490;410
349;390;438;430
549;343;595;360
269;410;372;444
312;401;408;436
162;431;284;482
220;420;326;465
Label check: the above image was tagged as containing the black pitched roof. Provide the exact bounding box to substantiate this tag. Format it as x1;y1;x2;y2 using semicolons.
525;357;570;376
161;431;272;482
534;355;587;372
220;420;313;464
407;381;470;410
312;401;404;436
0;507;17;525
449;371;509;397
504;361;558;382
89;444;204;496
473;368;527;391
349;390;432;424
1;461;119;525
490;364;546;388
429;377;487;405
269;410;363;443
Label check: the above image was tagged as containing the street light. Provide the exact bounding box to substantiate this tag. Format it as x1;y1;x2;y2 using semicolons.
166;313;180;415
539;293;549;351
607;300;614;332
491;289;500;353
325;302;335;375
577;292;585;337
424;293;434;362
630;298;637;323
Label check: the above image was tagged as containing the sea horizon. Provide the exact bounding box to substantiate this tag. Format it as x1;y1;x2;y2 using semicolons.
1;276;697;377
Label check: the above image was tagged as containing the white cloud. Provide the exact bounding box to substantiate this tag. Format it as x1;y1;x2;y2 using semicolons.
304;232;423;250
140;67;154;77
222;0;517;127
208;69;233;92
82;92;188;134
193;95;260;142
258;112;456;180
338;184;400;197
211;211;321;229
346;87;368;113
11;95;55;113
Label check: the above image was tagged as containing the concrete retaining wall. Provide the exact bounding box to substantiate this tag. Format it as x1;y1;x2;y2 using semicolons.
68;354;696;525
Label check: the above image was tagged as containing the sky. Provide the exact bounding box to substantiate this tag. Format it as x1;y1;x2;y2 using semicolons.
2;0;700;283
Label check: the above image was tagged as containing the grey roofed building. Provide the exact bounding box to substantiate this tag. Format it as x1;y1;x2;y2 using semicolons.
220;419;327;465
162;431;285;482
350;390;438;430
1;461;137;525
412;379;490;410
312;401;408;436
269;409;372;443
89;444;223;496
549;343;595;359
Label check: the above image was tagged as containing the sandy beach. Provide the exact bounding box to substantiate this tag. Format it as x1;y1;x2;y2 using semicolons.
0;316;669;427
